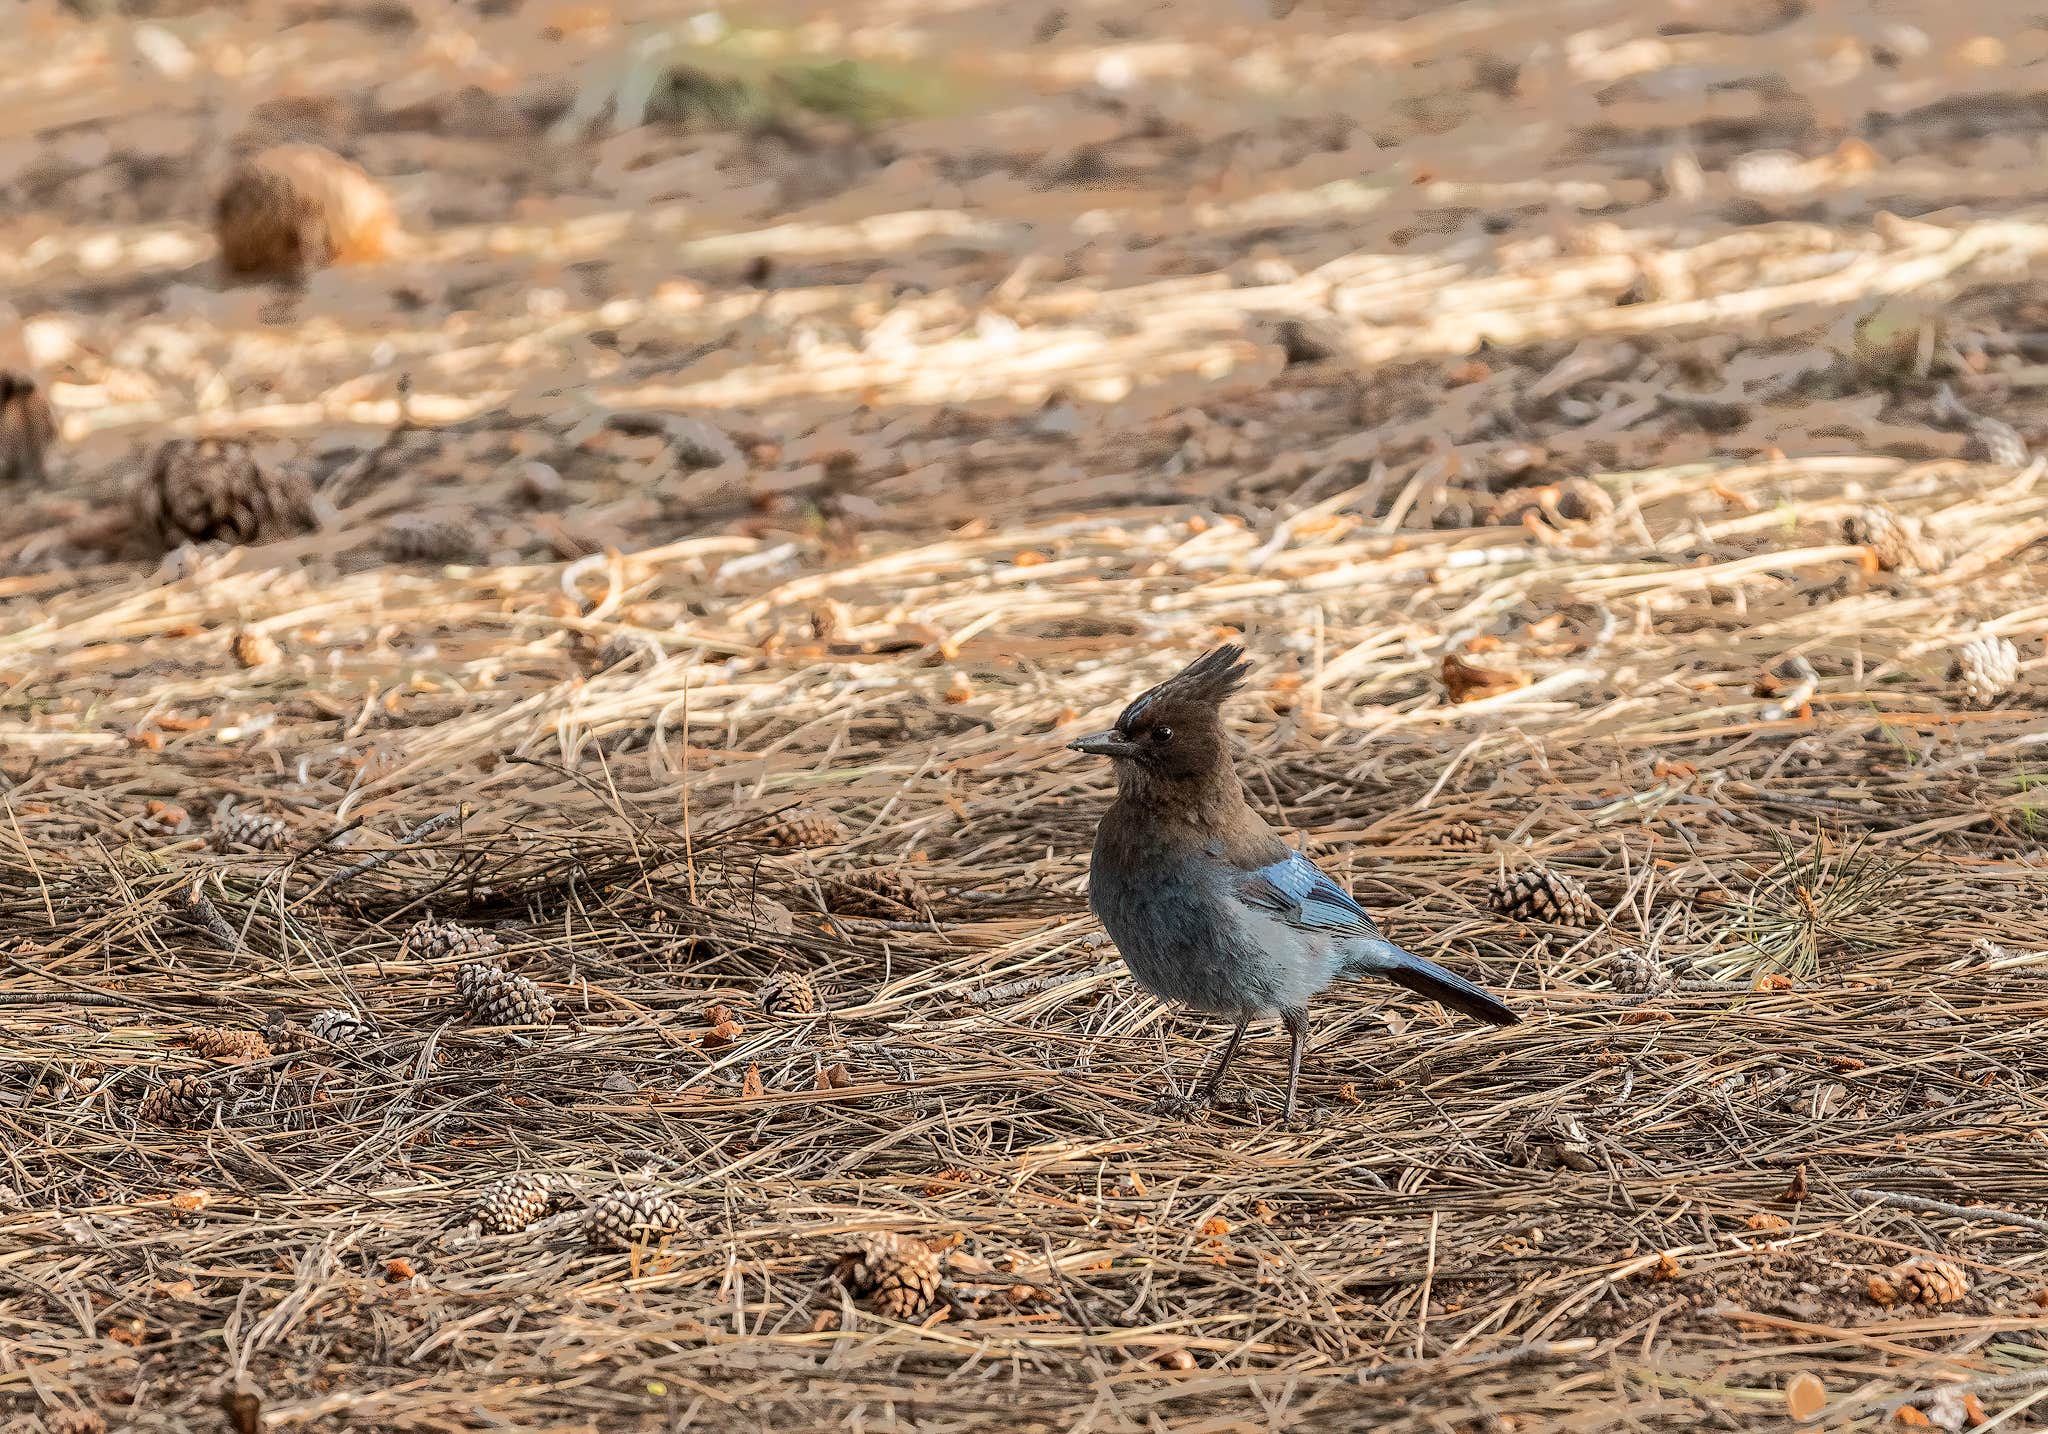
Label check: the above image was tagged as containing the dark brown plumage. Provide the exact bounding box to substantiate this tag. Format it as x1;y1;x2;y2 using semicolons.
215;143;396;279
135;437;316;548
0;370;55;484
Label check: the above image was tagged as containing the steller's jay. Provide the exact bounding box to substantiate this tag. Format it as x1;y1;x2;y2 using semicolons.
1071;645;1517;1120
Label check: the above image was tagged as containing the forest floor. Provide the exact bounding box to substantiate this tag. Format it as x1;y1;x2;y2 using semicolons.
5;0;2048;1429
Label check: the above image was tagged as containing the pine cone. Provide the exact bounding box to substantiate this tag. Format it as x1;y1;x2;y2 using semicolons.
306;1007;376;1045
1415;820;1486;849
1603;947;1669;995
455;963;554;1027
1843;504;1937;574
1949;634;2019;708
755;971;820;1019
215;143;396;278
263;1017;328;1054
0;370;56;485
404;918;504;965
587;1188;687;1251
210;808;290;853
230;628;283;668
379;511;480;564
768;807;847;849
473;1174;567;1235
824;868;931;919
182;1025;272;1062
1866;1255;1969;1308
1489;867;1601;926
836;1231;943;1320
136;437;315;548
138;1074;215;1128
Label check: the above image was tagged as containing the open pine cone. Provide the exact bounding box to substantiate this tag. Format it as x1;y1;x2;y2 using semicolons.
216;143;396;278
1949;634;2019;709
1603;947;1669;994
473;1174;568;1235
1415;820;1486;849
768;807;847;849
306;1007;376;1046
1489;867;1601;927
138;1074;216;1129
210;808;290;853
405;919;504;965
1866;1255;1969;1308
587;1189;686;1251
824;868;931;920
836;1231;943;1320
1843;504;1938;574
455;963;554;1027
136;437;315;548
182;1025;272;1062
0;370;56;485
755;971;821;1019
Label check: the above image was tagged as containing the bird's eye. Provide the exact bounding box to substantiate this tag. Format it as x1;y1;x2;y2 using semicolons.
1151;725;1174;744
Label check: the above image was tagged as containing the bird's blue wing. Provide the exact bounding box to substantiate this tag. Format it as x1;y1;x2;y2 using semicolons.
1235;850;1382;938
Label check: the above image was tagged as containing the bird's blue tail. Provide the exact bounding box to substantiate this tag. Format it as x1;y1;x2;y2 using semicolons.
1350;939;1518;1026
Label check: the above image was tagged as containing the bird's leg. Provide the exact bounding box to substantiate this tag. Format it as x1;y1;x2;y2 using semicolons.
1199;1016;1251;1103
1281;1008;1311;1123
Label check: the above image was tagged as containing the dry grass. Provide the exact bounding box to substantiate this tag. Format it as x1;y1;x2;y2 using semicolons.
6;0;2048;1430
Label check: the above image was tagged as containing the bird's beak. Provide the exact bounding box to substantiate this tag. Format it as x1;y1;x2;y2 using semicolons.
1069;729;1136;759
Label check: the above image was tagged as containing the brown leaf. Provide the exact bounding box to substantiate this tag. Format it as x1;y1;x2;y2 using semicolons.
739;1063;765;1099
1441;652;1529;704
1778;1164;1810;1204
219;1385;262;1434
1785;1372;1826;1421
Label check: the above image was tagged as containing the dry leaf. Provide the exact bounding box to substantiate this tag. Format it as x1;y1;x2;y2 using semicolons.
740;1064;765;1099
1441;652;1530;703
1785;1372;1826;1421
385;1256;417;1281
1778;1165;1810;1203
1198;1216;1231;1238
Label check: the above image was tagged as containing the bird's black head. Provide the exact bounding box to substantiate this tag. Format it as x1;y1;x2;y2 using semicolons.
1069;644;1252;787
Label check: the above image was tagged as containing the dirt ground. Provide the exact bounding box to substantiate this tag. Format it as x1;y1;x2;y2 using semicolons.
5;0;2048;1429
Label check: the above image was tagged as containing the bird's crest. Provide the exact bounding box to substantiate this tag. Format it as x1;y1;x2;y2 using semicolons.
1119;644;1252;728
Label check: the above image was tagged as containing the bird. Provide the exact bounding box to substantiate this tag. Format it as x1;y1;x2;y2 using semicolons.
1070;645;1518;1120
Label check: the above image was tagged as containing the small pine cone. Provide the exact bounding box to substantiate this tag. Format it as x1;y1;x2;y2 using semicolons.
263;1018;326;1054
306;1007;376;1045
216;143;396;277
756;971;820;1019
1842;504;1937;574
473;1174;566;1234
230;628;283;668
404;918;504;965
379;511;480;564
1866;1255;1969;1308
0;370;56;485
138;1074;215;1128
455;963;555;1027
210;808;290;853
1949;634;2019;708
587;1189;687;1251
182;1025;272;1062
824;868;932;919
1489;866;1601;927
1603;947;1668;994
768;807;847;849
1416;820;1485;849
836;1231;943;1320
136;437;315;548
